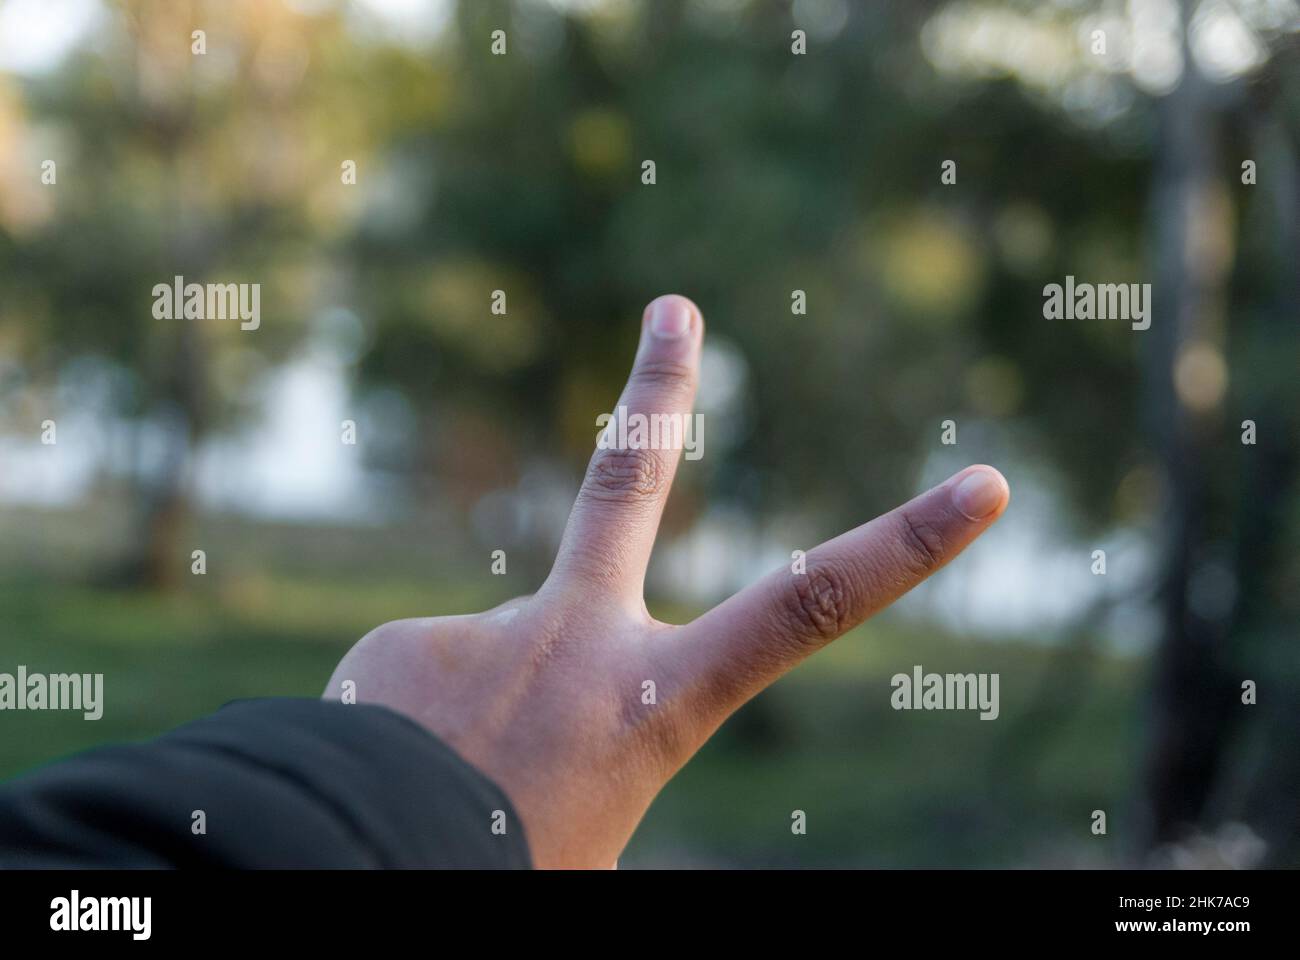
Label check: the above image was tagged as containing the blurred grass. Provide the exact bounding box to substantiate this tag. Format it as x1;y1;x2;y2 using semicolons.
630;601;1143;867
0;566;1142;868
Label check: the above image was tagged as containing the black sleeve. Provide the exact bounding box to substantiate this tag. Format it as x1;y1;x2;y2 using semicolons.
0;698;531;869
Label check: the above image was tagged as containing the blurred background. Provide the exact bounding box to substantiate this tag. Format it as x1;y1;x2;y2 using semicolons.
0;0;1297;867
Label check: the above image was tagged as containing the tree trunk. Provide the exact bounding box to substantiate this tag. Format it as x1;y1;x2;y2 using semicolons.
1140;7;1239;849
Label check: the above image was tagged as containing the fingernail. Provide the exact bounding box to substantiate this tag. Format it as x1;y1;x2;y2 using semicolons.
649;297;691;338
951;468;1006;520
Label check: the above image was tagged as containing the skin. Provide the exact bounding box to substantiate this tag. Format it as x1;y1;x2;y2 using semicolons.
324;293;1010;869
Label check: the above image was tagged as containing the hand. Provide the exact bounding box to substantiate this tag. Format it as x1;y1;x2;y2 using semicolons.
323;294;1010;868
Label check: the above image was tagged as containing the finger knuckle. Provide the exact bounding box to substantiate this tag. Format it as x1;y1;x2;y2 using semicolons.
582;446;664;504
896;509;945;574
629;358;696;395
779;564;850;647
